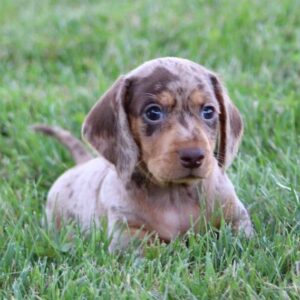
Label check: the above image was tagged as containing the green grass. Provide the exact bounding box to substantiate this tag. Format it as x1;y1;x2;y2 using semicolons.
1;0;299;298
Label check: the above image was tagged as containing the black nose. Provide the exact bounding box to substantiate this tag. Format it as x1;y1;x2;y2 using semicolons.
178;148;205;169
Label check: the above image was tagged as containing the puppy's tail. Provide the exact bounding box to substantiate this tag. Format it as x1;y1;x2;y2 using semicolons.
32;124;93;165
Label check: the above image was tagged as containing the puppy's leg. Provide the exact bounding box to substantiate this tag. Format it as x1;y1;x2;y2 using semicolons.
107;213;131;253
100;172;148;253
211;172;254;238
223;195;254;238
107;212;150;253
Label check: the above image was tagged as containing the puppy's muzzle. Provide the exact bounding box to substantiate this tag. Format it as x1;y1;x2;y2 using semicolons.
178;148;205;169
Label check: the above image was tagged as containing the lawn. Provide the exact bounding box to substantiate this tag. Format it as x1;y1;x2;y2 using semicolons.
0;0;299;298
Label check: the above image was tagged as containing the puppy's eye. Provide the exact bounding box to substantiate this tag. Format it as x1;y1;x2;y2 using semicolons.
201;105;215;120
144;104;164;123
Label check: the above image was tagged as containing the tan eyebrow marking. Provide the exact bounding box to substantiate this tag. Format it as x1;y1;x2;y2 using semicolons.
189;89;206;106
156;91;175;107
189;89;220;113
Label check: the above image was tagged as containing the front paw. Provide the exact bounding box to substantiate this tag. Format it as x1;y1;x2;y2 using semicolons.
238;218;254;238
108;232;131;253
234;209;254;238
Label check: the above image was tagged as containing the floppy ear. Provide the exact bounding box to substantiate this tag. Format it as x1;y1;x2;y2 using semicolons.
209;74;243;169
82;76;138;181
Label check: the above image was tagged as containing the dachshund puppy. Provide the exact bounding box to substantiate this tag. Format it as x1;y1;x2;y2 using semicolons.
35;57;253;252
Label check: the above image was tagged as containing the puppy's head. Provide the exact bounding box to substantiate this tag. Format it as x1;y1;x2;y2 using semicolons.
83;57;243;184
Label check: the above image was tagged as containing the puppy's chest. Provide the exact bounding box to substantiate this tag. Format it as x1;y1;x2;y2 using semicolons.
155;202;200;240
135;189;201;240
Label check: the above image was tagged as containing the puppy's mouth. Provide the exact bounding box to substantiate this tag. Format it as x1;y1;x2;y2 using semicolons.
155;171;205;185
169;174;203;184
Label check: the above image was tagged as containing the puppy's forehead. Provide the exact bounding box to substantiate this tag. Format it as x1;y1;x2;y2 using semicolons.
127;57;214;104
127;57;209;80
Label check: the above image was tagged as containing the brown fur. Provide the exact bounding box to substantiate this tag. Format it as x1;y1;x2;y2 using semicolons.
39;57;253;253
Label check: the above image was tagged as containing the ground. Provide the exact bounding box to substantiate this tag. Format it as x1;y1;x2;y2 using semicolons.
0;0;299;298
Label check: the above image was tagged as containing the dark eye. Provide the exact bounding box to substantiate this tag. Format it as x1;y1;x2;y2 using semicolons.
201;106;215;120
143;104;164;123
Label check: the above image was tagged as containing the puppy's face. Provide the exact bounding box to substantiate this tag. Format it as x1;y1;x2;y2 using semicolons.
83;58;243;184
127;67;219;184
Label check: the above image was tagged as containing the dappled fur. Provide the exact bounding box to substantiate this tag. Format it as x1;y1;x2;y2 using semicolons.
38;57;253;252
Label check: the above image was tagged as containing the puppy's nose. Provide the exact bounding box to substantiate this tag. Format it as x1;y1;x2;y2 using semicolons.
178;148;205;169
